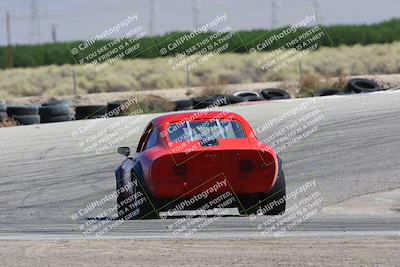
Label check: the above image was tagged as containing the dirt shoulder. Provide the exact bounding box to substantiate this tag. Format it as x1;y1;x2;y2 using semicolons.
1;235;399;266
321;188;400;216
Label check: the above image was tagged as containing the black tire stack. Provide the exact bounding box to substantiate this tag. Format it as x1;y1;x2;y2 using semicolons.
260;88;291;100
174;99;193;111
75;105;108;120
0;102;7;122
192;95;230;109
345;78;381;94
313;88;344;97
233;91;264;102
107;100;127;117
40;100;74;123
7;105;40;125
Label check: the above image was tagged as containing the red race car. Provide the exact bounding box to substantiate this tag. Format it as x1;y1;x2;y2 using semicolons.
115;111;286;219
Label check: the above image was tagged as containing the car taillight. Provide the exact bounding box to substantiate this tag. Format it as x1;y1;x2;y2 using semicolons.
239;159;253;174
174;164;187;176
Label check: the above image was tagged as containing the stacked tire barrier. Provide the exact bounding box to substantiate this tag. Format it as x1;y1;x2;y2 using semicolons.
174;89;292;111
0;78;384;126
174;99;193;111
0;102;7;122
313;78;381;97
7;105;40;125
314;88;343;97
40;101;74;123
107;100;128;117
192;95;230;109
345;78;381;93
261;88;291;100
233;91;264;102
75;105;107;120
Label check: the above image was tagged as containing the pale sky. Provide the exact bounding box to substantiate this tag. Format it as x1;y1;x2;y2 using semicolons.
0;0;399;45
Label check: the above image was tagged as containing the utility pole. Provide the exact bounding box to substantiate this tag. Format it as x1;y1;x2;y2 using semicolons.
192;0;200;30
313;0;323;25
51;24;58;43
30;0;41;43
149;0;156;36
271;0;278;29
6;11;13;68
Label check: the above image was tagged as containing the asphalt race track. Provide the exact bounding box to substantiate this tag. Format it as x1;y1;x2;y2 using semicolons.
0;91;399;240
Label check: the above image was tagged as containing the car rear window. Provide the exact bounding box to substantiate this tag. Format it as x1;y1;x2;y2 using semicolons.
167;120;245;143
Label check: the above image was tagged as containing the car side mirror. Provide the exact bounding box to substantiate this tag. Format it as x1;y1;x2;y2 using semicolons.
117;147;130;156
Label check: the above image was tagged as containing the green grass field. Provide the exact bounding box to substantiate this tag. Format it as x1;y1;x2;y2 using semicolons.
1;19;400;69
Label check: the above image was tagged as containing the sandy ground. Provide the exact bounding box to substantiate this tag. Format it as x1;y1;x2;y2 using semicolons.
322;189;400;216
3;74;400;106
0;235;399;266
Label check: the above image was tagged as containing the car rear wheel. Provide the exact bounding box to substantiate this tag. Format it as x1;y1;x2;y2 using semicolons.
116;167;159;220
239;168;286;216
259;168;286;215
130;172;159;220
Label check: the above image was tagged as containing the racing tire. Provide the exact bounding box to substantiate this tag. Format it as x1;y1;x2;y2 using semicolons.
261;88;291;100
192;95;229;109
233;91;260;98
314;88;344;97
43;99;72;107
116;167;158;220
239;162;286;216
259;168;286;215
131;173;159;220
10;115;40;125
39;105;70;118
116;166;136;220
227;95;246;104
238;196;261;215
0;103;6;112
175;99;193;111
75;105;107;120
0;111;7;121
7;105;39;116
345;78;381;94
243;95;264;102
46;115;74;123
107;100;127;116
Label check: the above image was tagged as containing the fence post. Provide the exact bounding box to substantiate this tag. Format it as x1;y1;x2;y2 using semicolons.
186;69;191;87
298;60;304;80
72;68;77;95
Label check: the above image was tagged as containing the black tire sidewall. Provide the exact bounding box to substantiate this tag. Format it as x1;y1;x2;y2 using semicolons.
10;115;41;125
7;106;39;116
261;89;291;100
